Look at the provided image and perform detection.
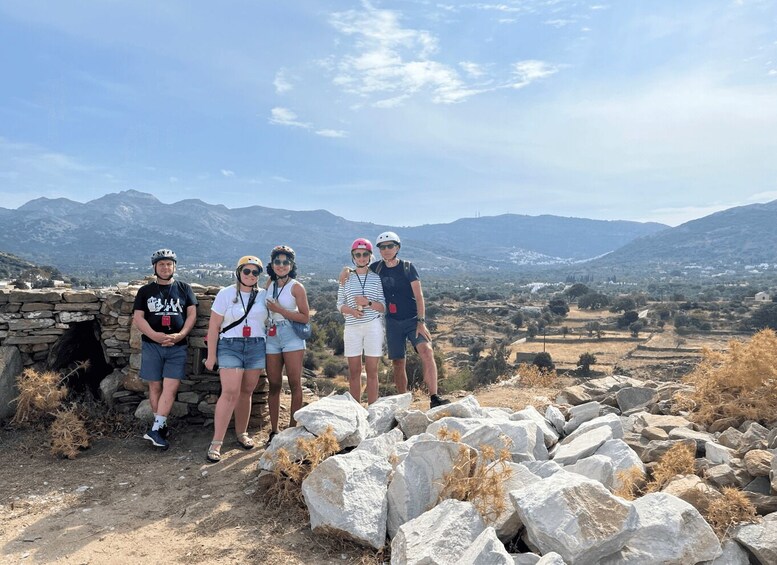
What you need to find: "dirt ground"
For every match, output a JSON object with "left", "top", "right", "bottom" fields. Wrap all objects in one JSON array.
[{"left": 0, "top": 384, "right": 566, "bottom": 565}]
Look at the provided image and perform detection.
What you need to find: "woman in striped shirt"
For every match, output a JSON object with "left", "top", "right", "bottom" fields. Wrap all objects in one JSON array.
[{"left": 337, "top": 238, "right": 386, "bottom": 404}]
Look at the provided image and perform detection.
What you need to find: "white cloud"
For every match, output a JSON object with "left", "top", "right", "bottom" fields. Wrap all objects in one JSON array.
[
  {"left": 747, "top": 191, "right": 777, "bottom": 202},
  {"left": 221, "top": 169, "right": 235, "bottom": 177},
  {"left": 274, "top": 69, "right": 293, "bottom": 93},
  {"left": 268, "top": 107, "right": 311, "bottom": 128},
  {"left": 272, "top": 175, "right": 291, "bottom": 183},
  {"left": 460, "top": 61, "right": 486, "bottom": 78},
  {"left": 511, "top": 60, "right": 559, "bottom": 88},
  {"left": 315, "top": 129, "right": 348, "bottom": 138},
  {"left": 329, "top": 3, "right": 482, "bottom": 105}
]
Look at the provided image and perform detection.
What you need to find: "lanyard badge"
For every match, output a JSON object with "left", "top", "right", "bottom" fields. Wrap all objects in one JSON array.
[
  {"left": 268, "top": 324, "right": 277, "bottom": 337},
  {"left": 243, "top": 325, "right": 252, "bottom": 337},
  {"left": 161, "top": 315, "right": 172, "bottom": 328}
]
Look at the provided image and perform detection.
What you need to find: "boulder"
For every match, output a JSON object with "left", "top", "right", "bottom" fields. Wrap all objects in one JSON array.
[
  {"left": 302, "top": 450, "right": 393, "bottom": 549},
  {"left": 553, "top": 425, "right": 613, "bottom": 466},
  {"left": 453, "top": 527, "right": 512, "bottom": 564},
  {"left": 510, "top": 471, "right": 638, "bottom": 564},
  {"left": 367, "top": 392, "right": 412, "bottom": 435},
  {"left": 294, "top": 392, "right": 371, "bottom": 448},
  {"left": 391, "top": 499, "right": 486, "bottom": 565},
  {"left": 732, "top": 514, "right": 777, "bottom": 564},
  {"left": 600, "top": 492, "right": 721, "bottom": 564}
]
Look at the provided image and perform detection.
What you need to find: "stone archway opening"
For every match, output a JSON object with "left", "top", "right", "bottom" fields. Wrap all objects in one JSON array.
[{"left": 47, "top": 320, "right": 114, "bottom": 398}]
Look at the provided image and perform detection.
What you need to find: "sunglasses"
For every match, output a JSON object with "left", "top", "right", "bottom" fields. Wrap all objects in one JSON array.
[
  {"left": 242, "top": 268, "right": 261, "bottom": 276},
  {"left": 273, "top": 259, "right": 291, "bottom": 266},
  {"left": 352, "top": 251, "right": 370, "bottom": 258},
  {"left": 378, "top": 243, "right": 396, "bottom": 250}
]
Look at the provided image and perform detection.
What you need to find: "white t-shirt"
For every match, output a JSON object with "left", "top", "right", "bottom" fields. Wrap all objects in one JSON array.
[
  {"left": 268, "top": 279, "right": 300, "bottom": 324},
  {"left": 211, "top": 286, "right": 268, "bottom": 339}
]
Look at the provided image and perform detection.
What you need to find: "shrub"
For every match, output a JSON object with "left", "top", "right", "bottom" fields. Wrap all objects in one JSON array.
[
  {"left": 323, "top": 358, "right": 347, "bottom": 378},
  {"left": 645, "top": 442, "right": 696, "bottom": 492},
  {"left": 704, "top": 487, "right": 758, "bottom": 538},
  {"left": 516, "top": 363, "right": 557, "bottom": 388},
  {"left": 577, "top": 352, "right": 596, "bottom": 378},
  {"left": 12, "top": 368, "right": 69, "bottom": 425},
  {"left": 677, "top": 329, "right": 777, "bottom": 425},
  {"left": 50, "top": 407, "right": 90, "bottom": 459},
  {"left": 267, "top": 427, "right": 340, "bottom": 506},
  {"left": 436, "top": 429, "right": 512, "bottom": 525},
  {"left": 471, "top": 343, "right": 509, "bottom": 387},
  {"left": 531, "top": 352, "right": 554, "bottom": 372}
]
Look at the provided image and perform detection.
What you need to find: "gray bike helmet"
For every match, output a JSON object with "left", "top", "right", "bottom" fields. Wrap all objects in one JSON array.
[{"left": 151, "top": 249, "right": 177, "bottom": 265}]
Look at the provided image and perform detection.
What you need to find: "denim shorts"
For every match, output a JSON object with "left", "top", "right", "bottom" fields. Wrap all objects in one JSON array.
[
  {"left": 386, "top": 317, "right": 428, "bottom": 360},
  {"left": 217, "top": 337, "right": 267, "bottom": 370},
  {"left": 140, "top": 341, "right": 187, "bottom": 381},
  {"left": 266, "top": 320, "right": 306, "bottom": 354}
]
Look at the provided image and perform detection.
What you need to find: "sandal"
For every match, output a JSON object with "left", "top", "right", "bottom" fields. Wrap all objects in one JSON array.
[
  {"left": 206, "top": 440, "right": 223, "bottom": 463},
  {"left": 237, "top": 432, "right": 255, "bottom": 450}
]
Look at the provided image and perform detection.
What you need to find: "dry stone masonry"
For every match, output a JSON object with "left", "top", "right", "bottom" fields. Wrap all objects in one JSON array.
[{"left": 0, "top": 286, "right": 265, "bottom": 425}]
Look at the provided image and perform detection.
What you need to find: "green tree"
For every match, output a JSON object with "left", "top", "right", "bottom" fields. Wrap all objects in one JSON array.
[
  {"left": 548, "top": 297, "right": 569, "bottom": 317},
  {"left": 565, "top": 283, "right": 590, "bottom": 298},
  {"left": 532, "top": 351, "right": 554, "bottom": 372},
  {"left": 748, "top": 303, "right": 777, "bottom": 331},
  {"left": 577, "top": 352, "right": 596, "bottom": 378},
  {"left": 578, "top": 292, "right": 610, "bottom": 310}
]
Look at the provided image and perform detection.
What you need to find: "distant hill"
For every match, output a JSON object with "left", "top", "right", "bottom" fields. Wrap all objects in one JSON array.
[
  {"left": 0, "top": 250, "right": 36, "bottom": 280},
  {"left": 589, "top": 200, "right": 777, "bottom": 270},
  {"left": 0, "top": 190, "right": 667, "bottom": 277}
]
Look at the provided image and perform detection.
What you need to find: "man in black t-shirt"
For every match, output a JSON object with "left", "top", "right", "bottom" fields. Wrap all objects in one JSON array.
[
  {"left": 132, "top": 249, "right": 198, "bottom": 450},
  {"left": 371, "top": 232, "right": 450, "bottom": 409}
]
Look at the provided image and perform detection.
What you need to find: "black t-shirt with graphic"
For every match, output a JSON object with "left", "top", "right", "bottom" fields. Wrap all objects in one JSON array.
[
  {"left": 132, "top": 280, "right": 198, "bottom": 346},
  {"left": 369, "top": 260, "right": 419, "bottom": 321}
]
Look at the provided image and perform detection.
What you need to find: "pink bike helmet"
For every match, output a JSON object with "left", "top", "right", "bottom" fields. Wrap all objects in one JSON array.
[{"left": 351, "top": 238, "right": 373, "bottom": 253}]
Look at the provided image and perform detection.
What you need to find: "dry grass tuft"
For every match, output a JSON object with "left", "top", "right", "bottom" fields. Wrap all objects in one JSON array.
[
  {"left": 704, "top": 487, "right": 758, "bottom": 538},
  {"left": 436, "top": 429, "right": 513, "bottom": 524},
  {"left": 11, "top": 368, "right": 69, "bottom": 425},
  {"left": 678, "top": 329, "right": 777, "bottom": 425},
  {"left": 516, "top": 363, "right": 558, "bottom": 388},
  {"left": 49, "top": 407, "right": 90, "bottom": 459},
  {"left": 267, "top": 426, "right": 341, "bottom": 506},
  {"left": 645, "top": 442, "right": 696, "bottom": 493},
  {"left": 613, "top": 466, "right": 647, "bottom": 500}
]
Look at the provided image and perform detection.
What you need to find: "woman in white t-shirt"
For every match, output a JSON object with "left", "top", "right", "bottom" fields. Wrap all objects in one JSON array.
[{"left": 204, "top": 255, "right": 268, "bottom": 462}]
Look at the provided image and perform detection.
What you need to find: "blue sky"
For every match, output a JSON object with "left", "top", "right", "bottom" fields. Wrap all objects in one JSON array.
[{"left": 1, "top": 0, "right": 776, "bottom": 227}]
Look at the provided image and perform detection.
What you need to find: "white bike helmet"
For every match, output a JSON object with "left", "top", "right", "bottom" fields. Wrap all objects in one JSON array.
[
  {"left": 151, "top": 249, "right": 177, "bottom": 265},
  {"left": 376, "top": 231, "right": 400, "bottom": 247}
]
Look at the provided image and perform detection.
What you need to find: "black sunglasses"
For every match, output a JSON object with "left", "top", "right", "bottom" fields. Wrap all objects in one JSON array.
[
  {"left": 273, "top": 259, "right": 291, "bottom": 266},
  {"left": 242, "top": 268, "right": 261, "bottom": 276},
  {"left": 378, "top": 243, "right": 396, "bottom": 250},
  {"left": 352, "top": 251, "right": 370, "bottom": 258}
]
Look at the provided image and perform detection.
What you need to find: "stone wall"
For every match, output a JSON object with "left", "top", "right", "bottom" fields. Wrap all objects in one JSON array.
[{"left": 0, "top": 286, "right": 266, "bottom": 425}]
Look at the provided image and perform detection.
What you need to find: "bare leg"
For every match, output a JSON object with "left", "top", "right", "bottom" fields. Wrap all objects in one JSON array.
[
  {"left": 266, "top": 353, "right": 283, "bottom": 433},
  {"left": 365, "top": 356, "right": 380, "bottom": 404},
  {"left": 347, "top": 356, "right": 363, "bottom": 403},
  {"left": 283, "top": 349, "right": 305, "bottom": 427},
  {"left": 234, "top": 370, "right": 261, "bottom": 435},
  {"left": 156, "top": 377, "right": 180, "bottom": 417},
  {"left": 147, "top": 381, "right": 162, "bottom": 414},
  {"left": 417, "top": 342, "right": 438, "bottom": 396},
  {"left": 212, "top": 368, "right": 243, "bottom": 442},
  {"left": 392, "top": 358, "right": 408, "bottom": 393}
]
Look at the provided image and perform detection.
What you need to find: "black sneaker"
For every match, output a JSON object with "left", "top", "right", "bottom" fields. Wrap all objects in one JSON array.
[
  {"left": 143, "top": 429, "right": 170, "bottom": 450},
  {"left": 430, "top": 394, "right": 450, "bottom": 408},
  {"left": 159, "top": 425, "right": 169, "bottom": 440},
  {"left": 265, "top": 431, "right": 278, "bottom": 448}
]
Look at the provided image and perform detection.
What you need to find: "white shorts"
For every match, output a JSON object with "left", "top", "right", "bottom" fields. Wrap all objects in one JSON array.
[{"left": 344, "top": 317, "right": 385, "bottom": 358}]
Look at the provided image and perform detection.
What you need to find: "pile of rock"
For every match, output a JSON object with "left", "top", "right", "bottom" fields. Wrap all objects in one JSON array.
[{"left": 259, "top": 378, "right": 777, "bottom": 564}]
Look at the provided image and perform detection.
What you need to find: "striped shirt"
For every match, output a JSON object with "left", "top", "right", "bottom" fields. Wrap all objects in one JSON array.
[{"left": 337, "top": 270, "right": 385, "bottom": 326}]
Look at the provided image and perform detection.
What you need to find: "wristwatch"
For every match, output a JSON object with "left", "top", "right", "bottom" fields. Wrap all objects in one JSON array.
[
  {"left": 368, "top": 301, "right": 373, "bottom": 307},
  {"left": 417, "top": 317, "right": 426, "bottom": 323}
]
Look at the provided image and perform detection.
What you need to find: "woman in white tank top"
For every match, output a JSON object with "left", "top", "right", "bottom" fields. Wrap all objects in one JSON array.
[{"left": 264, "top": 245, "right": 310, "bottom": 445}]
